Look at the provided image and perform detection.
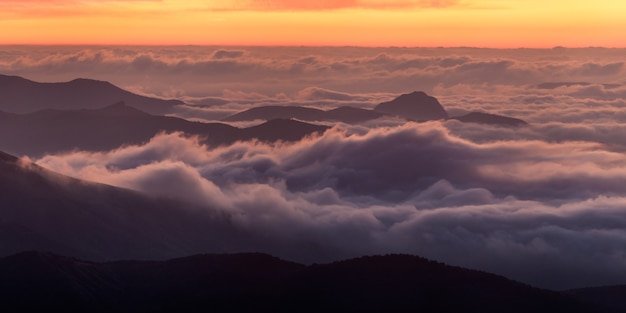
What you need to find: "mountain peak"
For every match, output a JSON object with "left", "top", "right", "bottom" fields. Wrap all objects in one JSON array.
[
  {"left": 374, "top": 91, "right": 449, "bottom": 121},
  {"left": 0, "top": 74, "right": 182, "bottom": 115}
]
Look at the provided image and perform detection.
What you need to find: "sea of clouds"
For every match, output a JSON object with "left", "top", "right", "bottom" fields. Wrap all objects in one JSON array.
[{"left": 3, "top": 46, "right": 626, "bottom": 289}]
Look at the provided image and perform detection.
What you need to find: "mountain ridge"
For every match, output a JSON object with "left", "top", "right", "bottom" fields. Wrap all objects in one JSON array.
[
  {"left": 0, "top": 74, "right": 183, "bottom": 115},
  {"left": 0, "top": 103, "right": 329, "bottom": 157},
  {"left": 0, "top": 250, "right": 605, "bottom": 312},
  {"left": 223, "top": 91, "right": 526, "bottom": 126}
]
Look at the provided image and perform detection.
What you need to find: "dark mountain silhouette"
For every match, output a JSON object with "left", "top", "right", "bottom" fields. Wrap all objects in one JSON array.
[
  {"left": 450, "top": 112, "right": 528, "bottom": 126},
  {"left": 325, "top": 106, "right": 385, "bottom": 123},
  {"left": 0, "top": 74, "right": 182, "bottom": 115},
  {"left": 0, "top": 150, "right": 263, "bottom": 261},
  {"left": 240, "top": 118, "right": 329, "bottom": 142},
  {"left": 223, "top": 105, "right": 326, "bottom": 121},
  {"left": 566, "top": 285, "right": 626, "bottom": 312},
  {"left": 223, "top": 105, "right": 384, "bottom": 124},
  {"left": 225, "top": 92, "right": 452, "bottom": 123},
  {"left": 374, "top": 91, "right": 449, "bottom": 121},
  {"left": 0, "top": 251, "right": 603, "bottom": 313},
  {"left": 0, "top": 103, "right": 328, "bottom": 157}
]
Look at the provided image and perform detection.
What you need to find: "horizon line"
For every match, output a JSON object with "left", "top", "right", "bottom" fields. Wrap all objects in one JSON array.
[{"left": 1, "top": 44, "right": 625, "bottom": 50}]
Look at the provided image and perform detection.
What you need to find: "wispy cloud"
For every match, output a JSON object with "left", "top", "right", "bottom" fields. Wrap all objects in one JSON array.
[{"left": 208, "top": 0, "right": 461, "bottom": 11}]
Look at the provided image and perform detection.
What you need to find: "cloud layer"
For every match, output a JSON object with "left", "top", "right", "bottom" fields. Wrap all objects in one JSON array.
[
  {"left": 4, "top": 46, "right": 626, "bottom": 289},
  {"left": 36, "top": 122, "right": 626, "bottom": 290},
  {"left": 2, "top": 47, "right": 624, "bottom": 117},
  {"left": 209, "top": 0, "right": 461, "bottom": 11}
]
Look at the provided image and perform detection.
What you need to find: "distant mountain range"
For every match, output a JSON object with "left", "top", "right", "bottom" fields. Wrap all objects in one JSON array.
[
  {"left": 0, "top": 102, "right": 328, "bottom": 157},
  {"left": 0, "top": 251, "right": 616, "bottom": 312},
  {"left": 0, "top": 74, "right": 182, "bottom": 115},
  {"left": 0, "top": 74, "right": 527, "bottom": 134},
  {"left": 223, "top": 90, "right": 527, "bottom": 126},
  {"left": 223, "top": 105, "right": 384, "bottom": 124}
]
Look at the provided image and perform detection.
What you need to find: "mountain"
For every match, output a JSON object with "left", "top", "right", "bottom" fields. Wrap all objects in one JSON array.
[
  {"left": 374, "top": 91, "right": 449, "bottom": 121},
  {"left": 0, "top": 150, "right": 257, "bottom": 261},
  {"left": 0, "top": 252, "right": 602, "bottom": 312},
  {"left": 224, "top": 92, "right": 531, "bottom": 126},
  {"left": 449, "top": 112, "right": 528, "bottom": 126},
  {"left": 223, "top": 105, "right": 385, "bottom": 124},
  {"left": 223, "top": 106, "right": 327, "bottom": 122},
  {"left": 0, "top": 103, "right": 329, "bottom": 157},
  {"left": 239, "top": 118, "right": 329, "bottom": 142},
  {"left": 566, "top": 285, "right": 626, "bottom": 312},
  {"left": 0, "top": 150, "right": 347, "bottom": 263},
  {"left": 325, "top": 106, "right": 385, "bottom": 123},
  {"left": 0, "top": 74, "right": 183, "bottom": 115}
]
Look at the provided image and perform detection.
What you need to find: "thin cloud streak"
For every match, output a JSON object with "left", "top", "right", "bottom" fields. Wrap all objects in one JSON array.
[{"left": 208, "top": 0, "right": 461, "bottom": 11}]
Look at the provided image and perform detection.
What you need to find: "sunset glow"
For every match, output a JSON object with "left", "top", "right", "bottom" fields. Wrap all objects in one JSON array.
[{"left": 0, "top": 0, "right": 624, "bottom": 47}]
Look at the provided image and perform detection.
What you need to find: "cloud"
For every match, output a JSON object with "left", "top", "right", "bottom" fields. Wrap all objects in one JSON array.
[
  {"left": 212, "top": 50, "right": 245, "bottom": 59},
  {"left": 296, "top": 87, "right": 362, "bottom": 101},
  {"left": 209, "top": 0, "right": 460, "bottom": 11},
  {"left": 3, "top": 47, "right": 625, "bottom": 103},
  {"left": 35, "top": 121, "right": 626, "bottom": 289},
  {"left": 6, "top": 46, "right": 626, "bottom": 289}
]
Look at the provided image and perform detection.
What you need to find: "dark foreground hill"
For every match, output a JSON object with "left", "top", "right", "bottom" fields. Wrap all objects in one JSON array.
[
  {"left": 0, "top": 103, "right": 328, "bottom": 157},
  {"left": 0, "top": 74, "right": 182, "bottom": 115},
  {"left": 565, "top": 285, "right": 626, "bottom": 312},
  {"left": 0, "top": 251, "right": 604, "bottom": 313}
]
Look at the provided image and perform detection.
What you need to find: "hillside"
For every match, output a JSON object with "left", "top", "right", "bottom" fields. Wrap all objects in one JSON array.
[
  {"left": 0, "top": 252, "right": 601, "bottom": 313},
  {"left": 0, "top": 74, "right": 182, "bottom": 115},
  {"left": 0, "top": 103, "right": 328, "bottom": 157}
]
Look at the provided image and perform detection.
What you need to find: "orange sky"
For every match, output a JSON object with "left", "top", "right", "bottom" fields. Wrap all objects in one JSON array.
[{"left": 0, "top": 0, "right": 624, "bottom": 47}]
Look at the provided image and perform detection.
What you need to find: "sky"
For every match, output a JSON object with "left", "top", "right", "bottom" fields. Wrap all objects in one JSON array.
[{"left": 0, "top": 0, "right": 625, "bottom": 47}]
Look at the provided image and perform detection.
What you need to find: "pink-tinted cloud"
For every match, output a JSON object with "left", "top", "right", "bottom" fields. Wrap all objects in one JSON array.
[
  {"left": 33, "top": 123, "right": 626, "bottom": 289},
  {"left": 211, "top": 0, "right": 460, "bottom": 11}
]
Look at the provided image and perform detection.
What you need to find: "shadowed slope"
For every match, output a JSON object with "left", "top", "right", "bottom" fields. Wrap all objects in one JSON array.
[
  {"left": 0, "top": 103, "right": 329, "bottom": 157},
  {"left": 0, "top": 151, "right": 250, "bottom": 260},
  {"left": 0, "top": 74, "right": 182, "bottom": 115},
  {"left": 0, "top": 252, "right": 601, "bottom": 313}
]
